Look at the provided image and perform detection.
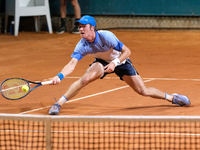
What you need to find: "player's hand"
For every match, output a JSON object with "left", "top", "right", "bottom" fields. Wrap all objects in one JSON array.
[
  {"left": 104, "top": 62, "right": 115, "bottom": 73},
  {"left": 52, "top": 76, "right": 61, "bottom": 85}
]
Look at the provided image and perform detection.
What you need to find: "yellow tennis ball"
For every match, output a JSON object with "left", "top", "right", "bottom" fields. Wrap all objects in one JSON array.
[{"left": 22, "top": 85, "right": 29, "bottom": 92}]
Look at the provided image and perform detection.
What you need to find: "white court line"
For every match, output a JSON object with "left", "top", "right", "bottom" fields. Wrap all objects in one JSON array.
[
  {"left": 143, "top": 77, "right": 200, "bottom": 81},
  {"left": 66, "top": 76, "right": 200, "bottom": 81},
  {"left": 19, "top": 78, "right": 154, "bottom": 114}
]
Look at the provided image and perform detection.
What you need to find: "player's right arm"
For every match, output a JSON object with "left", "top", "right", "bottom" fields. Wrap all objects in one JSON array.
[
  {"left": 52, "top": 58, "right": 78, "bottom": 85},
  {"left": 52, "top": 39, "right": 85, "bottom": 85}
]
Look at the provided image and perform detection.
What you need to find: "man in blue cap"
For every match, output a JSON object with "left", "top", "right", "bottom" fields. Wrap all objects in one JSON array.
[{"left": 49, "top": 15, "right": 191, "bottom": 115}]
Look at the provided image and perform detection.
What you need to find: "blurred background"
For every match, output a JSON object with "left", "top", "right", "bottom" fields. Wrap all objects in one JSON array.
[{"left": 0, "top": 0, "right": 200, "bottom": 34}]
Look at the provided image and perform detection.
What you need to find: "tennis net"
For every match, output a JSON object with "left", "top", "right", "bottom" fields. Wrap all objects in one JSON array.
[{"left": 0, "top": 114, "right": 200, "bottom": 150}]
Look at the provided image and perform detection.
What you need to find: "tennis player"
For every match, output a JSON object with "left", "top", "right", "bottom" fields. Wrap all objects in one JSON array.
[{"left": 49, "top": 15, "right": 191, "bottom": 115}]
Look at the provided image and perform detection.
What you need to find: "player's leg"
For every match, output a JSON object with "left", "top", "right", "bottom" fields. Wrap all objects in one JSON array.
[
  {"left": 62, "top": 62, "right": 104, "bottom": 100},
  {"left": 122, "top": 74, "right": 191, "bottom": 106},
  {"left": 56, "top": 0, "right": 67, "bottom": 34},
  {"left": 122, "top": 74, "right": 170, "bottom": 100},
  {"left": 49, "top": 62, "right": 104, "bottom": 115},
  {"left": 115, "top": 59, "right": 190, "bottom": 106}
]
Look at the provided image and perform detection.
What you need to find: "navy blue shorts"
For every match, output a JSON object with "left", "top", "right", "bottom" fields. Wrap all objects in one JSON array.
[{"left": 92, "top": 58, "right": 139, "bottom": 80}]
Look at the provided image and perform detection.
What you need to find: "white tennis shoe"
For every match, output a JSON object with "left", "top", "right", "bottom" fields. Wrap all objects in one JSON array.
[
  {"left": 172, "top": 94, "right": 191, "bottom": 106},
  {"left": 49, "top": 103, "right": 61, "bottom": 115}
]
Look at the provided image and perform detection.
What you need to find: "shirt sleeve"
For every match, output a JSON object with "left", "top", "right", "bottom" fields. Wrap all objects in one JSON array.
[
  {"left": 70, "top": 39, "right": 87, "bottom": 61},
  {"left": 114, "top": 41, "right": 124, "bottom": 51},
  {"left": 71, "top": 51, "right": 83, "bottom": 61}
]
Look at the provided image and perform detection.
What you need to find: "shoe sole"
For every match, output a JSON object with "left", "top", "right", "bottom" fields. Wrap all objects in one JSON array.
[
  {"left": 49, "top": 112, "right": 59, "bottom": 115},
  {"left": 49, "top": 111, "right": 59, "bottom": 115},
  {"left": 49, "top": 108, "right": 59, "bottom": 115},
  {"left": 56, "top": 31, "right": 66, "bottom": 34},
  {"left": 72, "top": 32, "right": 80, "bottom": 34}
]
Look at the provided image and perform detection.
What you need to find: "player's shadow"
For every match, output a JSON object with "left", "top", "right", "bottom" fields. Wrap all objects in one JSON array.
[{"left": 122, "top": 104, "right": 179, "bottom": 110}]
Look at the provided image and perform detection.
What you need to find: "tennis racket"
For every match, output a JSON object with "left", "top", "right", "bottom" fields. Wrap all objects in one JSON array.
[{"left": 0, "top": 77, "right": 53, "bottom": 100}]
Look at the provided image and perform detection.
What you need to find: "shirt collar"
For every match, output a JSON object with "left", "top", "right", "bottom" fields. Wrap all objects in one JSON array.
[{"left": 93, "top": 31, "right": 98, "bottom": 43}]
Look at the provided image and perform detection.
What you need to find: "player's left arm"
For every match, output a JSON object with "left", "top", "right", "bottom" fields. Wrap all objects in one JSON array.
[{"left": 104, "top": 45, "right": 131, "bottom": 73}]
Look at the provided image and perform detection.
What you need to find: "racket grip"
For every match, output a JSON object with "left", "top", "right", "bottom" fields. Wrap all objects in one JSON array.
[{"left": 41, "top": 80, "right": 53, "bottom": 85}]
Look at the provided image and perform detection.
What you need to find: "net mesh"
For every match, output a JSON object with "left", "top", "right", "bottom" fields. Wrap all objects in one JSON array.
[
  {"left": 0, "top": 119, "right": 46, "bottom": 150},
  {"left": 0, "top": 114, "right": 200, "bottom": 150}
]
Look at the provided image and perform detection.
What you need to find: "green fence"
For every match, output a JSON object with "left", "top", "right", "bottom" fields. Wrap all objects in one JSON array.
[
  {"left": 49, "top": 0, "right": 200, "bottom": 16},
  {"left": 1, "top": 0, "right": 200, "bottom": 16}
]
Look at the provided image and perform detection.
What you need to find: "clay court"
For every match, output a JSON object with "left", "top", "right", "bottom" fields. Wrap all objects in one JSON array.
[{"left": 0, "top": 29, "right": 200, "bottom": 116}]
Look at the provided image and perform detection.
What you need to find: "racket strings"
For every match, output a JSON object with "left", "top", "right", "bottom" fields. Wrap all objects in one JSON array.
[{"left": 1, "top": 78, "right": 29, "bottom": 100}]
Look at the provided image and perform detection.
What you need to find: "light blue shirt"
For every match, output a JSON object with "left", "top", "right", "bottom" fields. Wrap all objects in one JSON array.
[{"left": 71, "top": 30, "right": 124, "bottom": 63}]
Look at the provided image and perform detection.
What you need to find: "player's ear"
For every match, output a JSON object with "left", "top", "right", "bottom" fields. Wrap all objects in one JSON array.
[{"left": 90, "top": 24, "right": 95, "bottom": 31}]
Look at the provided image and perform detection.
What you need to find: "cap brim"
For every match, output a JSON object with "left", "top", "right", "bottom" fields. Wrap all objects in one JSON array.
[{"left": 74, "top": 20, "right": 88, "bottom": 26}]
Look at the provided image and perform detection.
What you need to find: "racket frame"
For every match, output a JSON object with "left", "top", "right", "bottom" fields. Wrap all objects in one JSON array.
[{"left": 0, "top": 77, "right": 52, "bottom": 100}]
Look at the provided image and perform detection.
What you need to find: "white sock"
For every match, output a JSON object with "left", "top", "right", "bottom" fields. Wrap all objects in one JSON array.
[
  {"left": 165, "top": 93, "right": 173, "bottom": 101},
  {"left": 57, "top": 95, "right": 68, "bottom": 106}
]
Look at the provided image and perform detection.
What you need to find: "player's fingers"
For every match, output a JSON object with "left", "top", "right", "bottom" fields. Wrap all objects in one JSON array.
[
  {"left": 55, "top": 79, "right": 61, "bottom": 85},
  {"left": 103, "top": 66, "right": 109, "bottom": 73},
  {"left": 52, "top": 76, "right": 61, "bottom": 85},
  {"left": 52, "top": 80, "right": 60, "bottom": 85},
  {"left": 104, "top": 67, "right": 112, "bottom": 73},
  {"left": 103, "top": 65, "right": 108, "bottom": 70}
]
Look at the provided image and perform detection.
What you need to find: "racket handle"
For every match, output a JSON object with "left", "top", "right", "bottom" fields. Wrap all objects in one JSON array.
[{"left": 41, "top": 80, "right": 53, "bottom": 85}]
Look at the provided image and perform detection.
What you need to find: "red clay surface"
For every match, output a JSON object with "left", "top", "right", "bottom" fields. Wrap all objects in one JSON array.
[{"left": 0, "top": 30, "right": 200, "bottom": 116}]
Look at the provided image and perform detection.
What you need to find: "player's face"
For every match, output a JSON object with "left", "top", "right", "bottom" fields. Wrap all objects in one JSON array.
[{"left": 79, "top": 24, "right": 94, "bottom": 39}]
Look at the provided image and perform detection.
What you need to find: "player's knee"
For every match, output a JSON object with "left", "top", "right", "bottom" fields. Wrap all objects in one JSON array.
[
  {"left": 80, "top": 75, "right": 95, "bottom": 87},
  {"left": 80, "top": 77, "right": 89, "bottom": 87},
  {"left": 137, "top": 89, "right": 149, "bottom": 97}
]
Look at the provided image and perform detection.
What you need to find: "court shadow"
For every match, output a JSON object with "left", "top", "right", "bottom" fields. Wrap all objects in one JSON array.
[{"left": 122, "top": 105, "right": 178, "bottom": 110}]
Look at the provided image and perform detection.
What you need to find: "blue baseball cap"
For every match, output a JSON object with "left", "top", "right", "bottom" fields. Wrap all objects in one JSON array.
[{"left": 74, "top": 15, "right": 96, "bottom": 27}]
